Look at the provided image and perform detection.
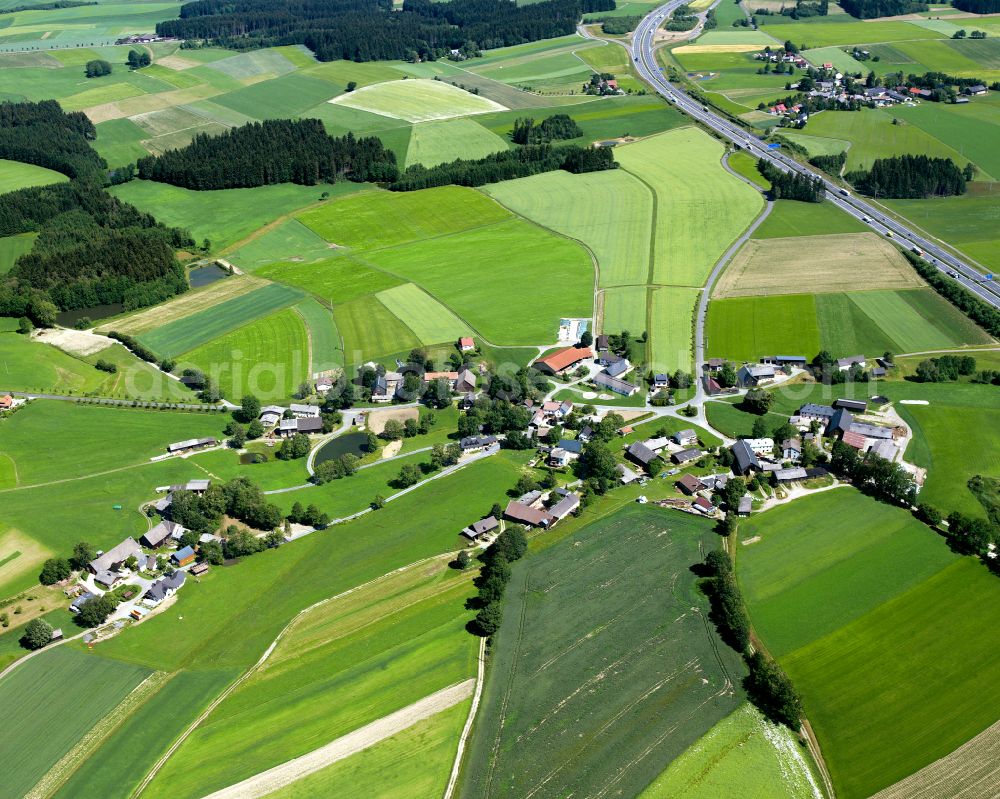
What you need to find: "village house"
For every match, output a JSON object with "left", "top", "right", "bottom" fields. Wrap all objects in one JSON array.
[
  {"left": 828, "top": 409, "right": 853, "bottom": 437},
  {"left": 798, "top": 403, "right": 836, "bottom": 423},
  {"left": 593, "top": 371, "right": 640, "bottom": 396},
  {"left": 578, "top": 425, "right": 594, "bottom": 443},
  {"left": 549, "top": 492, "right": 580, "bottom": 521},
  {"left": 296, "top": 417, "right": 324, "bottom": 434},
  {"left": 463, "top": 515, "right": 499, "bottom": 541},
  {"left": 70, "top": 592, "right": 96, "bottom": 613},
  {"left": 144, "top": 571, "right": 186, "bottom": 606},
  {"left": 455, "top": 369, "right": 477, "bottom": 394},
  {"left": 460, "top": 435, "right": 498, "bottom": 453},
  {"left": 738, "top": 495, "right": 753, "bottom": 517},
  {"left": 673, "top": 429, "right": 698, "bottom": 447},
  {"left": 167, "top": 437, "right": 217, "bottom": 454},
  {"left": 672, "top": 448, "right": 702, "bottom": 465},
  {"left": 744, "top": 438, "right": 775, "bottom": 458},
  {"left": 534, "top": 346, "right": 593, "bottom": 376},
  {"left": 596, "top": 334, "right": 610, "bottom": 351},
  {"left": 781, "top": 437, "right": 802, "bottom": 461},
  {"left": 315, "top": 376, "right": 334, "bottom": 393},
  {"left": 644, "top": 437, "right": 671, "bottom": 454},
  {"left": 171, "top": 546, "right": 196, "bottom": 567},
  {"left": 775, "top": 467, "right": 808, "bottom": 484},
  {"left": 424, "top": 371, "right": 459, "bottom": 388},
  {"left": 89, "top": 538, "right": 142, "bottom": 575},
  {"left": 617, "top": 463, "right": 641, "bottom": 485},
  {"left": 504, "top": 500, "right": 556, "bottom": 528},
  {"left": 604, "top": 359, "right": 631, "bottom": 378},
  {"left": 290, "top": 403, "right": 320, "bottom": 418},
  {"left": 141, "top": 520, "right": 185, "bottom": 549},
  {"left": 731, "top": 440, "right": 761, "bottom": 476},
  {"left": 459, "top": 336, "right": 475, "bottom": 352},
  {"left": 278, "top": 419, "right": 298, "bottom": 437},
  {"left": 259, "top": 405, "right": 285, "bottom": 426},
  {"left": 676, "top": 473, "right": 705, "bottom": 495},
  {"left": 626, "top": 441, "right": 659, "bottom": 471},
  {"left": 653, "top": 373, "right": 669, "bottom": 389},
  {"left": 94, "top": 570, "right": 121, "bottom": 589},
  {"left": 692, "top": 496, "right": 716, "bottom": 515},
  {"left": 548, "top": 439, "right": 582, "bottom": 467},
  {"left": 737, "top": 364, "right": 776, "bottom": 387},
  {"left": 837, "top": 355, "right": 866, "bottom": 371}
]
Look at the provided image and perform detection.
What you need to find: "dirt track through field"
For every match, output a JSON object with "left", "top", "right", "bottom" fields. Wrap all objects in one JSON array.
[{"left": 201, "top": 679, "right": 475, "bottom": 799}]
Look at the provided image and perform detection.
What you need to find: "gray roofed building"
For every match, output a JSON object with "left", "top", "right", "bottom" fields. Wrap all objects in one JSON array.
[
  {"left": 731, "top": 440, "right": 760, "bottom": 475},
  {"left": 627, "top": 441, "right": 658, "bottom": 469},
  {"left": 549, "top": 493, "right": 580, "bottom": 520},
  {"left": 849, "top": 422, "right": 893, "bottom": 440},
  {"left": 738, "top": 495, "right": 752, "bottom": 516},
  {"left": 828, "top": 408, "right": 853, "bottom": 435},
  {"left": 464, "top": 516, "right": 499, "bottom": 540},
  {"left": 167, "top": 437, "right": 216, "bottom": 454},
  {"left": 144, "top": 571, "right": 186, "bottom": 605},
  {"left": 94, "top": 570, "right": 121, "bottom": 589},
  {"left": 70, "top": 592, "right": 96, "bottom": 613},
  {"left": 672, "top": 448, "right": 702, "bottom": 465},
  {"left": 799, "top": 403, "right": 836, "bottom": 420},
  {"left": 297, "top": 417, "right": 324, "bottom": 433},
  {"left": 89, "top": 537, "right": 142, "bottom": 574},
  {"left": 278, "top": 418, "right": 298, "bottom": 435},
  {"left": 837, "top": 355, "right": 866, "bottom": 370},
  {"left": 605, "top": 359, "right": 630, "bottom": 378},
  {"left": 460, "top": 435, "right": 498, "bottom": 452},
  {"left": 142, "top": 520, "right": 185, "bottom": 549},
  {"left": 558, "top": 439, "right": 583, "bottom": 455},
  {"left": 781, "top": 437, "right": 802, "bottom": 460},
  {"left": 737, "top": 364, "right": 775, "bottom": 387},
  {"left": 168, "top": 479, "right": 210, "bottom": 493},
  {"left": 289, "top": 403, "right": 320, "bottom": 417},
  {"left": 673, "top": 429, "right": 698, "bottom": 446},
  {"left": 518, "top": 490, "right": 544, "bottom": 507},
  {"left": 763, "top": 355, "right": 807, "bottom": 366},
  {"left": 455, "top": 369, "right": 477, "bottom": 393},
  {"left": 775, "top": 467, "right": 808, "bottom": 483},
  {"left": 617, "top": 463, "right": 640, "bottom": 484},
  {"left": 504, "top": 501, "right": 556, "bottom": 528},
  {"left": 593, "top": 371, "right": 640, "bottom": 396},
  {"left": 834, "top": 398, "right": 867, "bottom": 412}
]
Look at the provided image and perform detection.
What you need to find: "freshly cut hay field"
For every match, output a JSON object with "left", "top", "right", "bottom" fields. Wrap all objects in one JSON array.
[
  {"left": 0, "top": 529, "right": 50, "bottom": 594},
  {"left": 212, "top": 72, "right": 342, "bottom": 119},
  {"left": 101, "top": 275, "right": 270, "bottom": 335},
  {"left": 485, "top": 169, "right": 653, "bottom": 287},
  {"left": 460, "top": 505, "right": 743, "bottom": 799},
  {"left": 203, "top": 49, "right": 297, "bottom": 80},
  {"left": 138, "top": 283, "right": 302, "bottom": 359},
  {"left": 297, "top": 186, "right": 511, "bottom": 250},
  {"left": 226, "top": 219, "right": 334, "bottom": 272},
  {"left": 738, "top": 490, "right": 955, "bottom": 658},
  {"left": 0, "top": 647, "right": 151, "bottom": 799},
  {"left": 333, "top": 294, "right": 421, "bottom": 362},
  {"left": 639, "top": 703, "right": 822, "bottom": 799},
  {"left": 616, "top": 127, "right": 764, "bottom": 287},
  {"left": 140, "top": 560, "right": 478, "bottom": 799},
  {"left": 0, "top": 158, "right": 67, "bottom": 192},
  {"left": 295, "top": 296, "right": 343, "bottom": 372},
  {"left": 713, "top": 233, "right": 923, "bottom": 298},
  {"left": 328, "top": 78, "right": 505, "bottom": 122},
  {"left": 259, "top": 255, "right": 404, "bottom": 304},
  {"left": 0, "top": 232, "right": 36, "bottom": 274},
  {"left": 179, "top": 307, "right": 310, "bottom": 401},
  {"left": 404, "top": 117, "right": 509, "bottom": 168},
  {"left": 707, "top": 294, "right": 820, "bottom": 362},
  {"left": 364, "top": 218, "right": 593, "bottom": 345},
  {"left": 650, "top": 286, "right": 699, "bottom": 372},
  {"left": 600, "top": 285, "right": 648, "bottom": 336},
  {"left": 376, "top": 283, "right": 473, "bottom": 345},
  {"left": 781, "top": 558, "right": 1000, "bottom": 799},
  {"left": 264, "top": 700, "right": 470, "bottom": 799},
  {"left": 753, "top": 200, "right": 867, "bottom": 239}
]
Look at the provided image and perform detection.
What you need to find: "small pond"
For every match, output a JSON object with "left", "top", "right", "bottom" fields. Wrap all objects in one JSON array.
[
  {"left": 55, "top": 303, "right": 124, "bottom": 328},
  {"left": 189, "top": 264, "right": 229, "bottom": 288},
  {"left": 313, "top": 432, "right": 369, "bottom": 465}
]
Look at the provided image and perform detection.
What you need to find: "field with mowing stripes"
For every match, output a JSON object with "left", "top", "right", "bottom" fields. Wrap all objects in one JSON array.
[
  {"left": 460, "top": 505, "right": 743, "bottom": 799},
  {"left": 295, "top": 297, "right": 343, "bottom": 371},
  {"left": 329, "top": 79, "right": 505, "bottom": 122},
  {"left": 707, "top": 294, "right": 820, "bottom": 362},
  {"left": 0, "top": 158, "right": 67, "bottom": 193},
  {"left": 405, "top": 118, "right": 509, "bottom": 168},
  {"left": 260, "top": 256, "right": 404, "bottom": 304},
  {"left": 649, "top": 286, "right": 699, "bottom": 372},
  {"left": 226, "top": 219, "right": 334, "bottom": 272},
  {"left": 334, "top": 294, "right": 421, "bottom": 362},
  {"left": 376, "top": 283, "right": 473, "bottom": 345}
]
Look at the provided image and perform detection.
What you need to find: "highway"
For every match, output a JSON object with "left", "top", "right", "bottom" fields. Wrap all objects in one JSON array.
[{"left": 628, "top": 1, "right": 1000, "bottom": 309}]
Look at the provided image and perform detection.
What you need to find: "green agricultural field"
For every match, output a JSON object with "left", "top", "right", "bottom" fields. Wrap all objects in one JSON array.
[
  {"left": 142, "top": 561, "right": 478, "bottom": 799},
  {"left": 329, "top": 78, "right": 505, "bottom": 122},
  {"left": 212, "top": 72, "right": 342, "bottom": 119},
  {"left": 466, "top": 35, "right": 602, "bottom": 93},
  {"left": 404, "top": 117, "right": 509, "bottom": 168},
  {"left": 376, "top": 283, "right": 473, "bottom": 345},
  {"left": 728, "top": 150, "right": 770, "bottom": 189},
  {"left": 616, "top": 127, "right": 764, "bottom": 287},
  {"left": 179, "top": 307, "right": 310, "bottom": 401},
  {"left": 460, "top": 505, "right": 744, "bottom": 799},
  {"left": 138, "top": 283, "right": 303, "bottom": 359},
  {"left": 707, "top": 295, "right": 820, "bottom": 362},
  {"left": 738, "top": 490, "right": 956, "bottom": 658},
  {"left": 485, "top": 168, "right": 653, "bottom": 287},
  {"left": 0, "top": 0, "right": 183, "bottom": 50},
  {"left": 364, "top": 218, "right": 593, "bottom": 345},
  {"left": 297, "top": 186, "right": 511, "bottom": 250},
  {"left": 226, "top": 219, "right": 334, "bottom": 272},
  {"left": 0, "top": 401, "right": 227, "bottom": 486},
  {"left": 893, "top": 100, "right": 1000, "bottom": 182},
  {"left": 189, "top": 445, "right": 309, "bottom": 493},
  {"left": 295, "top": 296, "right": 343, "bottom": 372},
  {"left": 0, "top": 647, "right": 151, "bottom": 799},
  {"left": 756, "top": 19, "right": 944, "bottom": 47},
  {"left": 259, "top": 255, "right": 404, "bottom": 304},
  {"left": 109, "top": 180, "right": 341, "bottom": 250},
  {"left": 753, "top": 200, "right": 867, "bottom": 239},
  {"left": 640, "top": 704, "right": 822, "bottom": 799},
  {"left": 650, "top": 286, "right": 699, "bottom": 372},
  {"left": 0, "top": 232, "right": 36, "bottom": 274},
  {"left": 334, "top": 294, "right": 421, "bottom": 362},
  {"left": 782, "top": 558, "right": 1000, "bottom": 799},
  {"left": 600, "top": 285, "right": 648, "bottom": 337},
  {"left": 0, "top": 158, "right": 67, "bottom": 193},
  {"left": 266, "top": 701, "right": 469, "bottom": 799}
]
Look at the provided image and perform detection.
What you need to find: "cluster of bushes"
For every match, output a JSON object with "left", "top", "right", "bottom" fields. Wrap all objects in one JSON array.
[
  {"left": 169, "top": 477, "right": 284, "bottom": 535},
  {"left": 94, "top": 358, "right": 118, "bottom": 374},
  {"left": 470, "top": 525, "right": 528, "bottom": 636},
  {"left": 847, "top": 154, "right": 968, "bottom": 199},
  {"left": 510, "top": 114, "right": 582, "bottom": 145},
  {"left": 758, "top": 159, "right": 824, "bottom": 202},
  {"left": 808, "top": 151, "right": 847, "bottom": 175},
  {"left": 311, "top": 453, "right": 360, "bottom": 484},
  {"left": 126, "top": 49, "right": 151, "bottom": 69},
  {"left": 915, "top": 355, "right": 977, "bottom": 382},
  {"left": 902, "top": 251, "right": 1000, "bottom": 338},
  {"left": 106, "top": 331, "right": 158, "bottom": 364},
  {"left": 829, "top": 441, "right": 916, "bottom": 506},
  {"left": 137, "top": 120, "right": 398, "bottom": 189},
  {"left": 807, "top": 350, "right": 871, "bottom": 385},
  {"left": 220, "top": 524, "right": 283, "bottom": 559},
  {"left": 702, "top": 550, "right": 803, "bottom": 728},
  {"left": 85, "top": 59, "right": 112, "bottom": 78},
  {"left": 388, "top": 143, "right": 616, "bottom": 191},
  {"left": 601, "top": 15, "right": 640, "bottom": 33},
  {"left": 287, "top": 501, "right": 331, "bottom": 528},
  {"left": 665, "top": 3, "right": 697, "bottom": 30},
  {"left": 39, "top": 541, "right": 96, "bottom": 585}
]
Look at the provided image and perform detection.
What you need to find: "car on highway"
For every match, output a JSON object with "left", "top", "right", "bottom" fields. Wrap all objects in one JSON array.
[{"left": 862, "top": 216, "right": 871, "bottom": 223}]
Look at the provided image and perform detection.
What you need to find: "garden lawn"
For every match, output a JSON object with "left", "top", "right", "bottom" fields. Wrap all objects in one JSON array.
[
  {"left": 0, "top": 647, "right": 151, "bottom": 799},
  {"left": 328, "top": 79, "right": 505, "bottom": 122},
  {"left": 650, "top": 286, "right": 698, "bottom": 372},
  {"left": 485, "top": 168, "right": 653, "bottom": 287},
  {"left": 333, "top": 294, "right": 420, "bottom": 362},
  {"left": 259, "top": 255, "right": 404, "bottom": 305},
  {"left": 752, "top": 200, "right": 867, "bottom": 239},
  {"left": 404, "top": 117, "right": 509, "bottom": 168},
  {"left": 137, "top": 283, "right": 302, "bottom": 359},
  {"left": 295, "top": 296, "right": 343, "bottom": 372},
  {"left": 297, "top": 186, "right": 511, "bottom": 250},
  {"left": 706, "top": 295, "right": 820, "bottom": 362},
  {"left": 179, "top": 307, "right": 310, "bottom": 401},
  {"left": 0, "top": 158, "right": 67, "bottom": 192},
  {"left": 376, "top": 283, "right": 473, "bottom": 345},
  {"left": 616, "top": 127, "right": 764, "bottom": 287},
  {"left": 460, "top": 505, "right": 743, "bottom": 799}
]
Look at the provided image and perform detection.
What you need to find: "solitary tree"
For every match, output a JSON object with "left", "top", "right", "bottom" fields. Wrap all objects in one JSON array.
[
  {"left": 21, "top": 618, "right": 53, "bottom": 650},
  {"left": 39, "top": 557, "right": 71, "bottom": 585}
]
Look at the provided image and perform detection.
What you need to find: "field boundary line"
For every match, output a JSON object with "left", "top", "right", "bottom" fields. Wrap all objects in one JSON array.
[
  {"left": 202, "top": 679, "right": 476, "bottom": 799},
  {"left": 292, "top": 303, "right": 314, "bottom": 377},
  {"left": 131, "top": 552, "right": 456, "bottom": 797},
  {"left": 443, "top": 635, "right": 486, "bottom": 799}
]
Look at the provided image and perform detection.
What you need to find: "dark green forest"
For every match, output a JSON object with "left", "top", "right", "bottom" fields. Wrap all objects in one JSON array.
[
  {"left": 839, "top": 0, "right": 927, "bottom": 17},
  {"left": 0, "top": 100, "right": 104, "bottom": 181},
  {"left": 951, "top": 0, "right": 1000, "bottom": 12},
  {"left": 847, "top": 154, "right": 967, "bottom": 198}
]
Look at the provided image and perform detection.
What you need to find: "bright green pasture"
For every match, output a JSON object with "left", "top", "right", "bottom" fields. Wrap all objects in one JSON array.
[
  {"left": 694, "top": 29, "right": 781, "bottom": 46},
  {"left": 259, "top": 255, "right": 404, "bottom": 304},
  {"left": 295, "top": 296, "right": 343, "bottom": 371},
  {"left": 673, "top": 49, "right": 793, "bottom": 93},
  {"left": 179, "top": 307, "right": 310, "bottom": 401},
  {"left": 794, "top": 108, "right": 969, "bottom": 172},
  {"left": 110, "top": 180, "right": 339, "bottom": 250},
  {"left": 189, "top": 445, "right": 309, "bottom": 493},
  {"left": 485, "top": 168, "right": 653, "bottom": 287},
  {"left": 227, "top": 219, "right": 334, "bottom": 272},
  {"left": 0, "top": 232, "right": 36, "bottom": 274},
  {"left": 616, "top": 127, "right": 764, "bottom": 287},
  {"left": 303, "top": 58, "right": 407, "bottom": 88},
  {"left": 738, "top": 490, "right": 955, "bottom": 658},
  {"left": 0, "top": 158, "right": 67, "bottom": 193},
  {"left": 782, "top": 558, "right": 1000, "bottom": 799},
  {"left": 640, "top": 703, "right": 821, "bottom": 799},
  {"left": 0, "top": 647, "right": 151, "bottom": 799},
  {"left": 404, "top": 117, "right": 508, "bottom": 168},
  {"left": 757, "top": 20, "right": 944, "bottom": 47},
  {"left": 203, "top": 49, "right": 297, "bottom": 80},
  {"left": 138, "top": 283, "right": 303, "bottom": 359},
  {"left": 773, "top": 130, "right": 850, "bottom": 159},
  {"left": 753, "top": 200, "right": 867, "bottom": 239},
  {"left": 52, "top": 669, "right": 235, "bottom": 799},
  {"left": 329, "top": 78, "right": 505, "bottom": 122},
  {"left": 376, "top": 283, "right": 473, "bottom": 345},
  {"left": 212, "top": 72, "right": 341, "bottom": 118},
  {"left": 650, "top": 286, "right": 698, "bottom": 372},
  {"left": 460, "top": 505, "right": 743, "bottom": 799},
  {"left": 0, "top": 401, "right": 227, "bottom": 485},
  {"left": 363, "top": 218, "right": 593, "bottom": 345},
  {"left": 893, "top": 98, "right": 1000, "bottom": 181},
  {"left": 803, "top": 45, "right": 869, "bottom": 75},
  {"left": 728, "top": 150, "right": 770, "bottom": 189},
  {"left": 143, "top": 565, "right": 478, "bottom": 798},
  {"left": 266, "top": 700, "right": 469, "bottom": 799},
  {"left": 601, "top": 285, "right": 648, "bottom": 336},
  {"left": 707, "top": 294, "right": 820, "bottom": 362},
  {"left": 93, "top": 117, "right": 150, "bottom": 169},
  {"left": 297, "top": 186, "right": 511, "bottom": 250},
  {"left": 334, "top": 294, "right": 421, "bottom": 362},
  {"left": 472, "top": 51, "right": 594, "bottom": 93}
]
